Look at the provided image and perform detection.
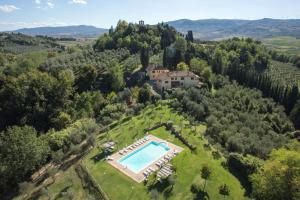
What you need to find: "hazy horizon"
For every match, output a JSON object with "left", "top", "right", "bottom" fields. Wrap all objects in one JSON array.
[{"left": 0, "top": 0, "right": 299, "bottom": 31}]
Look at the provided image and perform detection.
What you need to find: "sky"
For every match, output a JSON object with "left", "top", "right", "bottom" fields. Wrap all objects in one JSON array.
[{"left": 0, "top": 0, "right": 299, "bottom": 31}]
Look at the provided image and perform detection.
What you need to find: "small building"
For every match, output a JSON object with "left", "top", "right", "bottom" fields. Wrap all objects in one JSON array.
[
  {"left": 139, "top": 20, "right": 145, "bottom": 25},
  {"left": 155, "top": 71, "right": 202, "bottom": 92},
  {"left": 146, "top": 65, "right": 170, "bottom": 80}
]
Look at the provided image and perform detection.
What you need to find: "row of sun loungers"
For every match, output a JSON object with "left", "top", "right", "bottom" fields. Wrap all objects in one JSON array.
[
  {"left": 143, "top": 167, "right": 155, "bottom": 177},
  {"left": 118, "top": 137, "right": 150, "bottom": 155},
  {"left": 157, "top": 164, "right": 173, "bottom": 180},
  {"left": 155, "top": 150, "right": 178, "bottom": 168}
]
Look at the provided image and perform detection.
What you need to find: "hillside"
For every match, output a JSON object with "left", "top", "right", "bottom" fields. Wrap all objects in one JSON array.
[
  {"left": 167, "top": 18, "right": 300, "bottom": 40},
  {"left": 0, "top": 32, "right": 63, "bottom": 54},
  {"left": 14, "top": 25, "right": 108, "bottom": 38}
]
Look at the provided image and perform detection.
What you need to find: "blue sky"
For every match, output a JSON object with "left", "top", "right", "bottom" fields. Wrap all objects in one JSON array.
[{"left": 0, "top": 0, "right": 299, "bottom": 31}]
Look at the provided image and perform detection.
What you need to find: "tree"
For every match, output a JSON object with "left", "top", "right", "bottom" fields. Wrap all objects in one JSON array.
[
  {"left": 140, "top": 45, "right": 150, "bottom": 70},
  {"left": 176, "top": 62, "right": 189, "bottom": 71},
  {"left": 250, "top": 143, "right": 300, "bottom": 200},
  {"left": 138, "top": 84, "right": 151, "bottom": 104},
  {"left": 201, "top": 164, "right": 212, "bottom": 191},
  {"left": 185, "top": 30, "right": 194, "bottom": 42},
  {"left": 18, "top": 182, "right": 34, "bottom": 196},
  {"left": 108, "top": 61, "right": 125, "bottom": 91},
  {"left": 219, "top": 184, "right": 230, "bottom": 199},
  {"left": 0, "top": 70, "right": 73, "bottom": 131},
  {"left": 76, "top": 64, "right": 98, "bottom": 92},
  {"left": 190, "top": 58, "right": 208, "bottom": 75},
  {"left": 0, "top": 126, "right": 49, "bottom": 190}
]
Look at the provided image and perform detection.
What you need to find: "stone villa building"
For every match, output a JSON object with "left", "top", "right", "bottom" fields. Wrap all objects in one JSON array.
[{"left": 147, "top": 65, "right": 202, "bottom": 92}]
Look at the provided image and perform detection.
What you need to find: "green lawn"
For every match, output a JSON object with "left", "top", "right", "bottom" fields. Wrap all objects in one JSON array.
[{"left": 83, "top": 103, "right": 247, "bottom": 200}]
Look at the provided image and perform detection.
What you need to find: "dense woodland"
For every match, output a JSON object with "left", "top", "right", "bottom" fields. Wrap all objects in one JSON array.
[{"left": 0, "top": 21, "right": 299, "bottom": 199}]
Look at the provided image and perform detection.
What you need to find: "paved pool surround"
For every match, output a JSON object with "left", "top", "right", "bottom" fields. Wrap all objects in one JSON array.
[{"left": 107, "top": 134, "right": 184, "bottom": 183}]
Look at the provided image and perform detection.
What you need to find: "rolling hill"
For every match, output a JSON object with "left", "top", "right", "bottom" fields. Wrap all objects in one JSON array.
[
  {"left": 167, "top": 18, "right": 300, "bottom": 40},
  {"left": 14, "top": 25, "right": 108, "bottom": 38}
]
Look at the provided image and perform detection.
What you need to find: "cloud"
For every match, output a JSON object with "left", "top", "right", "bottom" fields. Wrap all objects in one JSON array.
[
  {"left": 35, "top": 0, "right": 55, "bottom": 9},
  {"left": 0, "top": 5, "right": 20, "bottom": 13},
  {"left": 70, "top": 0, "right": 88, "bottom": 5}
]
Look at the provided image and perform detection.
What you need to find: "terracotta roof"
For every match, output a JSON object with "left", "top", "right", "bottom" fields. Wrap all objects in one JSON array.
[{"left": 155, "top": 71, "right": 200, "bottom": 80}]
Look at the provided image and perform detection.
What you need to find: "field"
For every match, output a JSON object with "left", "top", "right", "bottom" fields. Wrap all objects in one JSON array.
[
  {"left": 262, "top": 36, "right": 300, "bottom": 55},
  {"left": 264, "top": 60, "right": 300, "bottom": 87}
]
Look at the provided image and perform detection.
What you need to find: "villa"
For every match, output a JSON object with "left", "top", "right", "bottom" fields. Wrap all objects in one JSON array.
[{"left": 146, "top": 65, "right": 202, "bottom": 92}]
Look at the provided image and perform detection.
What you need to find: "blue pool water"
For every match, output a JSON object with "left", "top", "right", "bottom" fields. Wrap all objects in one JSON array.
[{"left": 118, "top": 141, "right": 170, "bottom": 173}]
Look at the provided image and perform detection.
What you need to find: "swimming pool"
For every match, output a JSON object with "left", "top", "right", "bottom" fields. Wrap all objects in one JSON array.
[{"left": 118, "top": 141, "right": 170, "bottom": 173}]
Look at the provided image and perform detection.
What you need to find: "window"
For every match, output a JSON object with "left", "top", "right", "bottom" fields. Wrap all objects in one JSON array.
[
  {"left": 181, "top": 77, "right": 184, "bottom": 80},
  {"left": 152, "top": 70, "right": 155, "bottom": 73},
  {"left": 191, "top": 77, "right": 194, "bottom": 80},
  {"left": 171, "top": 78, "right": 174, "bottom": 80},
  {"left": 165, "top": 81, "right": 169, "bottom": 84}
]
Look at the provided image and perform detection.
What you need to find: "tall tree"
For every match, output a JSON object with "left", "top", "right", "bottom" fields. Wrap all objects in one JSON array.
[
  {"left": 0, "top": 126, "right": 49, "bottom": 191},
  {"left": 140, "top": 45, "right": 150, "bottom": 70},
  {"left": 201, "top": 164, "right": 212, "bottom": 192},
  {"left": 185, "top": 30, "right": 194, "bottom": 42}
]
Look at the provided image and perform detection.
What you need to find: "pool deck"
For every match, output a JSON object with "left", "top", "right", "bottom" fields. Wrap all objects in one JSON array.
[{"left": 107, "top": 134, "right": 184, "bottom": 183}]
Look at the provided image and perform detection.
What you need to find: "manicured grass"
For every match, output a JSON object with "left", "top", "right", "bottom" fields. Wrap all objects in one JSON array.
[{"left": 83, "top": 103, "right": 247, "bottom": 200}]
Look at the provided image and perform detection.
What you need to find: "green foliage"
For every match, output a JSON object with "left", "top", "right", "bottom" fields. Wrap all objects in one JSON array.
[
  {"left": 250, "top": 141, "right": 300, "bottom": 200},
  {"left": 48, "top": 118, "right": 99, "bottom": 151},
  {"left": 94, "top": 21, "right": 177, "bottom": 54},
  {"left": 140, "top": 44, "right": 150, "bottom": 70},
  {"left": 176, "top": 62, "right": 189, "bottom": 71},
  {"left": 0, "top": 32, "right": 62, "bottom": 54},
  {"left": 185, "top": 31, "right": 194, "bottom": 43},
  {"left": 0, "top": 70, "right": 73, "bottom": 131},
  {"left": 190, "top": 58, "right": 212, "bottom": 81},
  {"left": 75, "top": 64, "right": 98, "bottom": 92},
  {"left": 219, "top": 184, "right": 230, "bottom": 198},
  {"left": 0, "top": 126, "right": 49, "bottom": 190},
  {"left": 138, "top": 84, "right": 151, "bottom": 104},
  {"left": 172, "top": 83, "right": 294, "bottom": 159}
]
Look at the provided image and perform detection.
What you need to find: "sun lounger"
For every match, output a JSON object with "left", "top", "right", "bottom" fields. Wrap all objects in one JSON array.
[{"left": 149, "top": 167, "right": 155, "bottom": 171}]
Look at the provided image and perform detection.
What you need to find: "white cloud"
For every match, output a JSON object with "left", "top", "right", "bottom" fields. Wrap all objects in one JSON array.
[
  {"left": 47, "top": 1, "right": 54, "bottom": 8},
  {"left": 70, "top": 0, "right": 88, "bottom": 5},
  {"left": 0, "top": 5, "right": 20, "bottom": 13},
  {"left": 35, "top": 0, "right": 55, "bottom": 9}
]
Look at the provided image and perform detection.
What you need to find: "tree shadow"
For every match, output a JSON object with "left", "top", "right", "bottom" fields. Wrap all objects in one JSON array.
[
  {"left": 227, "top": 167, "right": 252, "bottom": 196},
  {"left": 53, "top": 185, "right": 72, "bottom": 200},
  {"left": 90, "top": 151, "right": 106, "bottom": 163},
  {"left": 194, "top": 190, "right": 210, "bottom": 200}
]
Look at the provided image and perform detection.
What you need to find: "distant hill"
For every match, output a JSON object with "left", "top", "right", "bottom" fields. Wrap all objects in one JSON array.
[
  {"left": 14, "top": 25, "right": 108, "bottom": 38},
  {"left": 167, "top": 18, "right": 300, "bottom": 40},
  {"left": 0, "top": 32, "right": 63, "bottom": 53}
]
